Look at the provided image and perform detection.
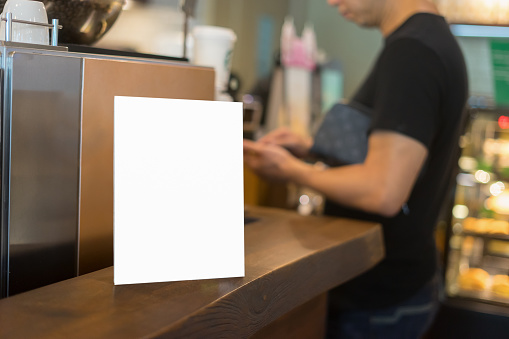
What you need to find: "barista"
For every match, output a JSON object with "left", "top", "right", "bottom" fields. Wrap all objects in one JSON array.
[{"left": 243, "top": 0, "right": 468, "bottom": 337}]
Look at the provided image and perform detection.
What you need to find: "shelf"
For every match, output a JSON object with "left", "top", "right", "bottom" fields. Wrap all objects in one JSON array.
[
  {"left": 461, "top": 231, "right": 509, "bottom": 241},
  {"left": 451, "top": 24, "right": 509, "bottom": 38},
  {"left": 485, "top": 252, "right": 509, "bottom": 260},
  {"left": 452, "top": 288, "right": 509, "bottom": 307}
]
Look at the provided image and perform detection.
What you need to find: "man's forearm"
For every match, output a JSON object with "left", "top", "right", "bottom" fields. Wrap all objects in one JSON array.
[{"left": 288, "top": 161, "right": 399, "bottom": 217}]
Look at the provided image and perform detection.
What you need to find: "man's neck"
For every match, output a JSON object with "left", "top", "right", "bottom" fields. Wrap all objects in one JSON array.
[{"left": 379, "top": 0, "right": 439, "bottom": 37}]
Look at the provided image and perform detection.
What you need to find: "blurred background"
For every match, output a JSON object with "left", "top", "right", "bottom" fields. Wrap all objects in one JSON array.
[
  {"left": 96, "top": 0, "right": 506, "bottom": 120},
  {"left": 95, "top": 0, "right": 381, "bottom": 101}
]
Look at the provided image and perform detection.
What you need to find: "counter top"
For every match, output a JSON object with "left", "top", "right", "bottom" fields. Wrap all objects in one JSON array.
[{"left": 0, "top": 206, "right": 384, "bottom": 338}]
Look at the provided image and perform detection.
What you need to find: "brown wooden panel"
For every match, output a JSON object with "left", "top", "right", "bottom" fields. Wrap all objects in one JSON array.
[
  {"left": 0, "top": 206, "right": 384, "bottom": 338},
  {"left": 79, "top": 59, "right": 214, "bottom": 275}
]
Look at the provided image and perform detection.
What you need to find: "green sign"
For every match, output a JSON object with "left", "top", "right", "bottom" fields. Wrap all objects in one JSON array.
[{"left": 491, "top": 40, "right": 509, "bottom": 107}]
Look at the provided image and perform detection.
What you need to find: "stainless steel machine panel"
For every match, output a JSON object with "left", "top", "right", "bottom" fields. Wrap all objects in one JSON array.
[{"left": 7, "top": 52, "right": 82, "bottom": 296}]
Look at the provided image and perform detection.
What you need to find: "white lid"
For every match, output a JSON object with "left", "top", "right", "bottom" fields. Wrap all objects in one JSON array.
[{"left": 192, "top": 25, "right": 237, "bottom": 42}]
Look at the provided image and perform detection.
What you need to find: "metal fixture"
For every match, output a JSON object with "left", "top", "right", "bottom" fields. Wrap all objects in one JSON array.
[
  {"left": 2, "top": 12, "right": 62, "bottom": 46},
  {"left": 181, "top": 0, "right": 197, "bottom": 60}
]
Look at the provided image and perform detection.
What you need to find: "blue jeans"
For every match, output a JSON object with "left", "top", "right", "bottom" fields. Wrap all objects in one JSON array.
[{"left": 326, "top": 274, "right": 442, "bottom": 339}]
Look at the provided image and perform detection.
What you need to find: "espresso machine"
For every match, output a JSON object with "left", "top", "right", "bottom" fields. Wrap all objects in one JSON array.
[{"left": 0, "top": 17, "right": 214, "bottom": 297}]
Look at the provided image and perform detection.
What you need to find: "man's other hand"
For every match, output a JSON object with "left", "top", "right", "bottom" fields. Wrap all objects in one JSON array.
[
  {"left": 257, "top": 127, "right": 313, "bottom": 159},
  {"left": 243, "top": 139, "right": 309, "bottom": 182}
]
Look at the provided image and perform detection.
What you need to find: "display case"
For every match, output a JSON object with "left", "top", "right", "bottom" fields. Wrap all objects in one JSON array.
[{"left": 445, "top": 107, "right": 509, "bottom": 307}]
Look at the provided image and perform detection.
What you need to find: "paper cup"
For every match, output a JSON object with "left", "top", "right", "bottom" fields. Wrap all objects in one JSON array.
[{"left": 192, "top": 25, "right": 236, "bottom": 95}]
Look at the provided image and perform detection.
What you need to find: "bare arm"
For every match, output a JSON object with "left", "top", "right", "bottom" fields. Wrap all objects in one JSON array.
[{"left": 244, "top": 130, "right": 428, "bottom": 217}]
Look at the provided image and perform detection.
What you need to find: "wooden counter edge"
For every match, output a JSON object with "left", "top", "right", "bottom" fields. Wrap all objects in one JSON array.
[
  {"left": 153, "top": 208, "right": 384, "bottom": 338},
  {"left": 0, "top": 206, "right": 384, "bottom": 339}
]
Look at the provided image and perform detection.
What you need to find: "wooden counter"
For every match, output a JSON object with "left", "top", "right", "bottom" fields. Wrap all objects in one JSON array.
[{"left": 0, "top": 206, "right": 384, "bottom": 338}]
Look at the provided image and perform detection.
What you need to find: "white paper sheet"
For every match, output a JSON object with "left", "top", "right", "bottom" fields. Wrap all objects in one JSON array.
[{"left": 113, "top": 96, "right": 244, "bottom": 285}]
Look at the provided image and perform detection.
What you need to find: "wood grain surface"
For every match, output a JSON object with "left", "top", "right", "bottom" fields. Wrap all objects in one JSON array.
[{"left": 0, "top": 206, "right": 384, "bottom": 338}]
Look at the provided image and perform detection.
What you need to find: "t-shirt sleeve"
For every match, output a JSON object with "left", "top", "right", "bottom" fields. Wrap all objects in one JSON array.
[{"left": 370, "top": 38, "right": 445, "bottom": 149}]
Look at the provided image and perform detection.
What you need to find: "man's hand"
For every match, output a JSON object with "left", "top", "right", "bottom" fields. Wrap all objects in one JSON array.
[
  {"left": 258, "top": 127, "right": 313, "bottom": 159},
  {"left": 243, "top": 139, "right": 310, "bottom": 182}
]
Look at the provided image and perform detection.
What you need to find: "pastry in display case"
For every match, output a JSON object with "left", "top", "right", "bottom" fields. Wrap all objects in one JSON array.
[
  {"left": 445, "top": 107, "right": 509, "bottom": 307},
  {"left": 427, "top": 108, "right": 509, "bottom": 338}
]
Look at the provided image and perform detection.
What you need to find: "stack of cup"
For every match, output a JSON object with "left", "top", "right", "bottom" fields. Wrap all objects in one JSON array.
[
  {"left": 191, "top": 25, "right": 237, "bottom": 101},
  {"left": 0, "top": 0, "right": 49, "bottom": 45}
]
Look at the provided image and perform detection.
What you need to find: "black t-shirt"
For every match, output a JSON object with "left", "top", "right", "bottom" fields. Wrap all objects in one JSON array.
[{"left": 327, "top": 13, "right": 468, "bottom": 310}]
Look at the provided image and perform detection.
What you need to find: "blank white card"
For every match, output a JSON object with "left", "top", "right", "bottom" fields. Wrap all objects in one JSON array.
[{"left": 113, "top": 96, "right": 244, "bottom": 285}]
